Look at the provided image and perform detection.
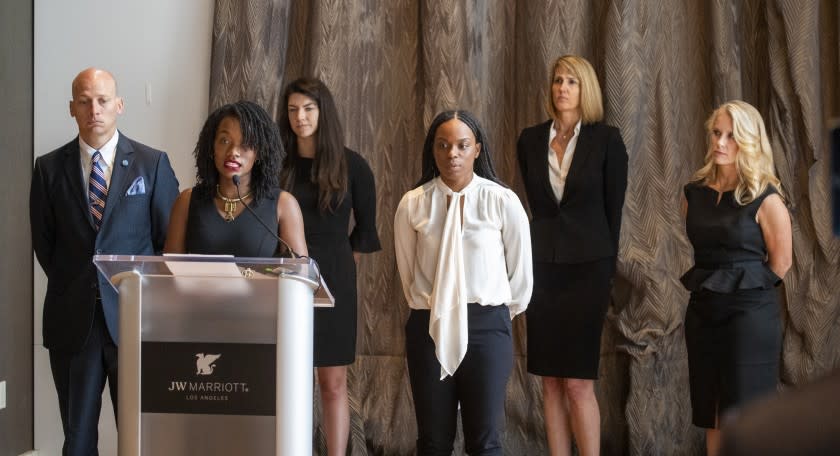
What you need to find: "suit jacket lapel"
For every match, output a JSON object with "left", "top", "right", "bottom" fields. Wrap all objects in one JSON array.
[
  {"left": 560, "top": 124, "right": 593, "bottom": 205},
  {"left": 100, "top": 133, "right": 135, "bottom": 228},
  {"left": 62, "top": 139, "right": 92, "bottom": 224},
  {"left": 534, "top": 121, "right": 556, "bottom": 205}
]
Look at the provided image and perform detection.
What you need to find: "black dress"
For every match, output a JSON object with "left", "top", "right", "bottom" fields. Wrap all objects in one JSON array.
[
  {"left": 290, "top": 149, "right": 381, "bottom": 366},
  {"left": 185, "top": 187, "right": 280, "bottom": 257},
  {"left": 681, "top": 183, "right": 783, "bottom": 428}
]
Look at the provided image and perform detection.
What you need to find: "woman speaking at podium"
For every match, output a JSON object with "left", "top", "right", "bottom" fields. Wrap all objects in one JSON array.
[{"left": 164, "top": 100, "right": 307, "bottom": 258}]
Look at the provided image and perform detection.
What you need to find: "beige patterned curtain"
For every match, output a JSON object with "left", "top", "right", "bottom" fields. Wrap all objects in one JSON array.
[{"left": 209, "top": 1, "right": 840, "bottom": 454}]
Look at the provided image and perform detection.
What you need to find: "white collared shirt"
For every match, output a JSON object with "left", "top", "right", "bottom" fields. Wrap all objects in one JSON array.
[
  {"left": 79, "top": 131, "right": 119, "bottom": 194},
  {"left": 394, "top": 175, "right": 533, "bottom": 375},
  {"left": 547, "top": 119, "right": 581, "bottom": 202}
]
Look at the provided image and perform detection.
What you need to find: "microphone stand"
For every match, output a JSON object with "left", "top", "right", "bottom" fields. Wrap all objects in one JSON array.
[
  {"left": 231, "top": 175, "right": 325, "bottom": 296},
  {"left": 232, "top": 174, "right": 299, "bottom": 259}
]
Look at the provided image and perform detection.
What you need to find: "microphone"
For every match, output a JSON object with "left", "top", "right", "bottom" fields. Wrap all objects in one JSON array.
[{"left": 232, "top": 174, "right": 300, "bottom": 258}]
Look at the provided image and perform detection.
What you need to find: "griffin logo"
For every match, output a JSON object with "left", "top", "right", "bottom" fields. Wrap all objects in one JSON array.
[{"left": 195, "top": 353, "right": 221, "bottom": 375}]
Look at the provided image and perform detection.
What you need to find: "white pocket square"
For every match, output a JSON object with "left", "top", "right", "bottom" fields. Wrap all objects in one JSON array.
[{"left": 126, "top": 176, "right": 146, "bottom": 195}]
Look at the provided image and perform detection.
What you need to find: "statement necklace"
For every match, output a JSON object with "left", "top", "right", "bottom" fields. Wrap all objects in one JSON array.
[{"left": 216, "top": 185, "right": 252, "bottom": 222}]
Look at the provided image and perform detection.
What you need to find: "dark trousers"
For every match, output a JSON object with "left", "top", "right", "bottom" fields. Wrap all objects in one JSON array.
[
  {"left": 49, "top": 302, "right": 118, "bottom": 456},
  {"left": 405, "top": 304, "right": 513, "bottom": 456}
]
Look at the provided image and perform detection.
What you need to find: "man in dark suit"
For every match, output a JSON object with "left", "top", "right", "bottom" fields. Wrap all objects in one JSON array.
[{"left": 29, "top": 67, "right": 179, "bottom": 454}]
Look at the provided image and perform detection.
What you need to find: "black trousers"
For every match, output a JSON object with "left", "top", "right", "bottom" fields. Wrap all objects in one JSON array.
[
  {"left": 49, "top": 301, "right": 118, "bottom": 456},
  {"left": 405, "top": 304, "right": 513, "bottom": 456}
]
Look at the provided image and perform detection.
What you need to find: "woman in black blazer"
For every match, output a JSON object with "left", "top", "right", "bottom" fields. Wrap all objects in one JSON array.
[{"left": 517, "top": 54, "right": 628, "bottom": 456}]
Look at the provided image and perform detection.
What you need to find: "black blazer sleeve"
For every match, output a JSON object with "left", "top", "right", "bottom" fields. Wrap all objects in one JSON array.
[
  {"left": 603, "top": 127, "right": 628, "bottom": 253},
  {"left": 516, "top": 130, "right": 534, "bottom": 213},
  {"left": 148, "top": 151, "right": 180, "bottom": 254},
  {"left": 30, "top": 156, "right": 56, "bottom": 277}
]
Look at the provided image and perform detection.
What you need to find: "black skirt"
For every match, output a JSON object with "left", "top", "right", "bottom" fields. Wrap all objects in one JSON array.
[
  {"left": 526, "top": 258, "right": 614, "bottom": 379},
  {"left": 311, "top": 237, "right": 358, "bottom": 367},
  {"left": 684, "top": 288, "right": 781, "bottom": 428}
]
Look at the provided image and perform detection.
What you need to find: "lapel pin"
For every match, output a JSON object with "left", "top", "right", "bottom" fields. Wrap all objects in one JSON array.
[{"left": 121, "top": 159, "right": 129, "bottom": 167}]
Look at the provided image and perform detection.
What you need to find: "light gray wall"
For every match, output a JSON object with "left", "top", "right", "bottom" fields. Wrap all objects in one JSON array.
[
  {"left": 32, "top": 1, "right": 213, "bottom": 453},
  {"left": 0, "top": 0, "right": 34, "bottom": 454}
]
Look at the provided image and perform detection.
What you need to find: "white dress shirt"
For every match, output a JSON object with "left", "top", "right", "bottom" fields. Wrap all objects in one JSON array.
[
  {"left": 394, "top": 174, "right": 533, "bottom": 378},
  {"left": 547, "top": 119, "right": 581, "bottom": 201},
  {"left": 79, "top": 131, "right": 120, "bottom": 193}
]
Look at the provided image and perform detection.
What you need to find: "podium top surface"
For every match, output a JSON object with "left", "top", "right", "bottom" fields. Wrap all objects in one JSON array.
[
  {"left": 93, "top": 254, "right": 315, "bottom": 283},
  {"left": 94, "top": 254, "right": 334, "bottom": 307}
]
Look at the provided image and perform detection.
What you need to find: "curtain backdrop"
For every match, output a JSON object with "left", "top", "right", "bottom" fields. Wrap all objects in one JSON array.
[{"left": 209, "top": 1, "right": 840, "bottom": 454}]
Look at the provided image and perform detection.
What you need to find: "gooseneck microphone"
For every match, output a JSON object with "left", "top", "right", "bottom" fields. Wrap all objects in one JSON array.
[{"left": 232, "top": 174, "right": 300, "bottom": 258}]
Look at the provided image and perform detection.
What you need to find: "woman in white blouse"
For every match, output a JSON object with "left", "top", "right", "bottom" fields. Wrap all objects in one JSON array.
[{"left": 394, "top": 110, "right": 533, "bottom": 455}]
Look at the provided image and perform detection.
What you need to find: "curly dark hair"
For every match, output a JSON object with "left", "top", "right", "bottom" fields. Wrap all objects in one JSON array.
[
  {"left": 416, "top": 110, "right": 505, "bottom": 188},
  {"left": 193, "top": 100, "right": 284, "bottom": 203},
  {"left": 277, "top": 77, "right": 347, "bottom": 213}
]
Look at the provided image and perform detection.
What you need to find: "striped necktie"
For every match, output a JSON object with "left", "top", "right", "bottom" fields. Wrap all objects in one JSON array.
[{"left": 89, "top": 150, "right": 108, "bottom": 230}]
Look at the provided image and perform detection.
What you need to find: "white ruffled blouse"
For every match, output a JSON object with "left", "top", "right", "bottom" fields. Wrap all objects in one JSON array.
[{"left": 394, "top": 175, "right": 533, "bottom": 378}]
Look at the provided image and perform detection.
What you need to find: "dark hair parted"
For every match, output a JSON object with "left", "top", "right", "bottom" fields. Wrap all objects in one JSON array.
[
  {"left": 193, "top": 100, "right": 284, "bottom": 203},
  {"left": 416, "top": 110, "right": 505, "bottom": 188},
  {"left": 278, "top": 77, "right": 347, "bottom": 212}
]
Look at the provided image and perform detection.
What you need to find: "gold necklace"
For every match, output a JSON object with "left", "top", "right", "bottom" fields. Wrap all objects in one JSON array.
[
  {"left": 555, "top": 119, "right": 577, "bottom": 141},
  {"left": 216, "top": 185, "right": 252, "bottom": 222},
  {"left": 557, "top": 127, "right": 574, "bottom": 141}
]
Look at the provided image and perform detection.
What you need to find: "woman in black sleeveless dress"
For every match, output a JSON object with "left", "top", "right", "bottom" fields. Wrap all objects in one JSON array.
[
  {"left": 278, "top": 78, "right": 381, "bottom": 456},
  {"left": 165, "top": 100, "right": 307, "bottom": 258},
  {"left": 681, "top": 100, "right": 792, "bottom": 456}
]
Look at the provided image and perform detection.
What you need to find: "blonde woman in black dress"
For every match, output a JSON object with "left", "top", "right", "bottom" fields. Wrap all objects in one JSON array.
[
  {"left": 681, "top": 100, "right": 791, "bottom": 456},
  {"left": 517, "top": 55, "right": 628, "bottom": 456},
  {"left": 278, "top": 78, "right": 381, "bottom": 456}
]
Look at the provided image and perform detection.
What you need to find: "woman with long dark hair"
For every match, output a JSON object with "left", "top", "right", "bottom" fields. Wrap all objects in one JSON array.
[
  {"left": 395, "top": 110, "right": 532, "bottom": 455},
  {"left": 277, "top": 77, "right": 381, "bottom": 456}
]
